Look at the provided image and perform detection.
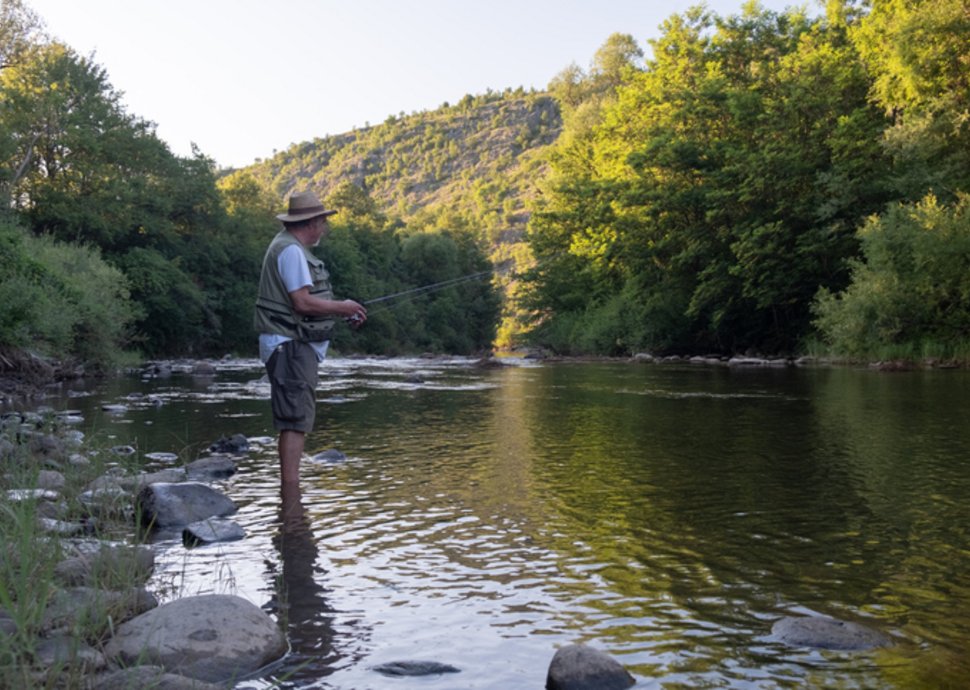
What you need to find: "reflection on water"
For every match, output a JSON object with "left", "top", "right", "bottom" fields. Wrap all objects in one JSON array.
[{"left": 33, "top": 358, "right": 970, "bottom": 688}]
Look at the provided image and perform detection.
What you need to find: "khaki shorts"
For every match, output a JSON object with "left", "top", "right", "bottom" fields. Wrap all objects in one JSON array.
[{"left": 265, "top": 340, "right": 319, "bottom": 433}]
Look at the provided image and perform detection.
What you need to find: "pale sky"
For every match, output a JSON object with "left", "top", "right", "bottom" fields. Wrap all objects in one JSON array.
[{"left": 27, "top": 0, "right": 813, "bottom": 169}]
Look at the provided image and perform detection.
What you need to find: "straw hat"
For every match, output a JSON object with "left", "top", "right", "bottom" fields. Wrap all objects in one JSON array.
[{"left": 276, "top": 191, "right": 338, "bottom": 222}]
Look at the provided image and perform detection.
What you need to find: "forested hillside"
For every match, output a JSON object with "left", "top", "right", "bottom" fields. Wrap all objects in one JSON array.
[{"left": 242, "top": 90, "right": 562, "bottom": 346}]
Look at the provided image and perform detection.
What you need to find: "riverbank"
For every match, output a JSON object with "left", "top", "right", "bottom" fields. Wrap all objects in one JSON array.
[{"left": 0, "top": 347, "right": 88, "bottom": 407}]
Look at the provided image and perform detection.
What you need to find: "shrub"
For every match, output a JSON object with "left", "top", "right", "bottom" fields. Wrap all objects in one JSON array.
[{"left": 813, "top": 193, "right": 970, "bottom": 359}]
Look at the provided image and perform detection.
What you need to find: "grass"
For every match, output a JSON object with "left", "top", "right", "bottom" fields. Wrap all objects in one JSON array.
[
  {"left": 800, "top": 336, "right": 970, "bottom": 368},
  {"left": 0, "top": 412, "right": 153, "bottom": 688}
]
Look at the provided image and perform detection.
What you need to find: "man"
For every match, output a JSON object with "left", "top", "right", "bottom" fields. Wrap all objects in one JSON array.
[{"left": 254, "top": 190, "right": 367, "bottom": 486}]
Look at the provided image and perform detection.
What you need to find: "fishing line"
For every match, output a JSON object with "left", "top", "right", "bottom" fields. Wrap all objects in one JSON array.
[{"left": 351, "top": 262, "right": 513, "bottom": 320}]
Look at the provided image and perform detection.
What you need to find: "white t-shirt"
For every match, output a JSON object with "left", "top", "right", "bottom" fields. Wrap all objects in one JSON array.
[{"left": 258, "top": 244, "right": 330, "bottom": 363}]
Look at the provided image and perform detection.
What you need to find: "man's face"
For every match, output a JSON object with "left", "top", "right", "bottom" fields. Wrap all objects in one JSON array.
[{"left": 309, "top": 216, "right": 330, "bottom": 246}]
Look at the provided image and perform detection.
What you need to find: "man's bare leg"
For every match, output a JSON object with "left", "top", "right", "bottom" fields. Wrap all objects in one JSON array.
[{"left": 279, "top": 429, "right": 305, "bottom": 486}]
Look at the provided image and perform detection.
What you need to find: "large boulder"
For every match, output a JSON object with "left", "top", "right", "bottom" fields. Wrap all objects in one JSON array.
[
  {"left": 137, "top": 482, "right": 236, "bottom": 528},
  {"left": 546, "top": 644, "right": 635, "bottom": 690},
  {"left": 771, "top": 616, "right": 891, "bottom": 651},
  {"left": 104, "top": 594, "right": 287, "bottom": 683}
]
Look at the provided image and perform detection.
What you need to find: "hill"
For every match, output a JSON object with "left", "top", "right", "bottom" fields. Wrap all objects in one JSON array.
[{"left": 240, "top": 89, "right": 563, "bottom": 346}]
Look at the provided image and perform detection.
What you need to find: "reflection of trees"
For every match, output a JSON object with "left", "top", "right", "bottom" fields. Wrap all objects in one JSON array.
[
  {"left": 812, "top": 368, "right": 970, "bottom": 687},
  {"left": 266, "top": 483, "right": 340, "bottom": 685},
  {"left": 512, "top": 364, "right": 970, "bottom": 684}
]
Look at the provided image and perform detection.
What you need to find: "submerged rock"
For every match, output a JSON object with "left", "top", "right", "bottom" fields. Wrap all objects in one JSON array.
[
  {"left": 545, "top": 644, "right": 635, "bottom": 690},
  {"left": 183, "top": 517, "right": 245, "bottom": 546},
  {"left": 208, "top": 434, "right": 249, "bottom": 454},
  {"left": 310, "top": 449, "right": 347, "bottom": 463},
  {"left": 771, "top": 615, "right": 891, "bottom": 651},
  {"left": 104, "top": 594, "right": 287, "bottom": 683},
  {"left": 372, "top": 660, "right": 461, "bottom": 676}
]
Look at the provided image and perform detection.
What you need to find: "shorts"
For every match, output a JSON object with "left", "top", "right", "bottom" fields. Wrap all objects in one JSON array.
[{"left": 265, "top": 340, "right": 319, "bottom": 433}]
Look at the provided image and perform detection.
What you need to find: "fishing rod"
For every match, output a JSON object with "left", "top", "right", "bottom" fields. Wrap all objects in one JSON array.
[
  {"left": 362, "top": 269, "right": 494, "bottom": 306},
  {"left": 347, "top": 263, "right": 511, "bottom": 322}
]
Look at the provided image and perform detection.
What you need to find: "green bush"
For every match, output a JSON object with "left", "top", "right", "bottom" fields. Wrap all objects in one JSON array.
[
  {"left": 0, "top": 216, "right": 135, "bottom": 370},
  {"left": 813, "top": 193, "right": 970, "bottom": 359}
]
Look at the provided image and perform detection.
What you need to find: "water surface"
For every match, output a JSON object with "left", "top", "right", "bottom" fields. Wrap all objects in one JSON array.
[{"left": 46, "top": 357, "right": 970, "bottom": 688}]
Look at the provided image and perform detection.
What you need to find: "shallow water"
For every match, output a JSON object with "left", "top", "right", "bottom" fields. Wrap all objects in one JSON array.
[{"left": 40, "top": 357, "right": 970, "bottom": 688}]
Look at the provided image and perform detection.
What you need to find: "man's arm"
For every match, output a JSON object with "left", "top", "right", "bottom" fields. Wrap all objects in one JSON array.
[{"left": 289, "top": 287, "right": 366, "bottom": 323}]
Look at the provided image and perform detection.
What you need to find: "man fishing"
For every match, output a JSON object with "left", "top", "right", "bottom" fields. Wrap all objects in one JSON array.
[{"left": 254, "top": 190, "right": 367, "bottom": 487}]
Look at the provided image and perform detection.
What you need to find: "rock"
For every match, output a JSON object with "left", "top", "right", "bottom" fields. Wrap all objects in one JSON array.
[
  {"left": 42, "top": 586, "right": 157, "bottom": 632},
  {"left": 92, "top": 666, "right": 225, "bottom": 690},
  {"left": 102, "top": 405, "right": 129, "bottom": 414},
  {"left": 55, "top": 541, "right": 154, "bottom": 587},
  {"left": 78, "top": 486, "right": 132, "bottom": 519},
  {"left": 37, "top": 517, "right": 87, "bottom": 536},
  {"left": 372, "top": 660, "right": 461, "bottom": 676},
  {"left": 36, "top": 469, "right": 66, "bottom": 490},
  {"left": 310, "top": 449, "right": 347, "bottom": 463},
  {"left": 771, "top": 615, "right": 891, "bottom": 651},
  {"left": 208, "top": 434, "right": 249, "bottom": 454},
  {"left": 28, "top": 434, "right": 67, "bottom": 460},
  {"left": 137, "top": 482, "right": 237, "bottom": 529},
  {"left": 185, "top": 455, "right": 237, "bottom": 480},
  {"left": 191, "top": 361, "right": 216, "bottom": 376},
  {"left": 145, "top": 451, "right": 180, "bottom": 463},
  {"left": 125, "top": 468, "right": 187, "bottom": 489},
  {"left": 183, "top": 518, "right": 246, "bottom": 546},
  {"left": 0, "top": 607, "right": 16, "bottom": 635},
  {"left": 6, "top": 488, "right": 60, "bottom": 502},
  {"left": 632, "top": 353, "right": 655, "bottom": 363},
  {"left": 34, "top": 634, "right": 106, "bottom": 672},
  {"left": 545, "top": 644, "right": 635, "bottom": 690},
  {"left": 87, "top": 468, "right": 187, "bottom": 493},
  {"left": 110, "top": 444, "right": 136, "bottom": 455},
  {"left": 104, "top": 594, "right": 287, "bottom": 683}
]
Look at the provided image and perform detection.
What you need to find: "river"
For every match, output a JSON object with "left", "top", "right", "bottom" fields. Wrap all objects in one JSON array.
[{"left": 38, "top": 356, "right": 970, "bottom": 688}]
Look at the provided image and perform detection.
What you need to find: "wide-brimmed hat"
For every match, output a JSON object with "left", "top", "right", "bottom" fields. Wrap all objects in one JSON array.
[{"left": 276, "top": 191, "right": 338, "bottom": 223}]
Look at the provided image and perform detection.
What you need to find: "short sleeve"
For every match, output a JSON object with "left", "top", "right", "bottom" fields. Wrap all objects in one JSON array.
[{"left": 277, "top": 244, "right": 312, "bottom": 293}]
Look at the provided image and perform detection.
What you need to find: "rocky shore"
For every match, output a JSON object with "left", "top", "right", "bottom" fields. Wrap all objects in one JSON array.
[{"left": 0, "top": 405, "right": 650, "bottom": 689}]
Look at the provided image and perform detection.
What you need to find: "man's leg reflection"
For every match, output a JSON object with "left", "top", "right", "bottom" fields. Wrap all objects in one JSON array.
[{"left": 270, "top": 482, "right": 339, "bottom": 679}]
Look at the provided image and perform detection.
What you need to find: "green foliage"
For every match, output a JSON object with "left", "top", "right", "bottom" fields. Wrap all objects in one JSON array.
[
  {"left": 524, "top": 3, "right": 899, "bottom": 355},
  {"left": 813, "top": 194, "right": 970, "bottom": 359},
  {"left": 316, "top": 206, "right": 500, "bottom": 355},
  {"left": 0, "top": 215, "right": 134, "bottom": 369}
]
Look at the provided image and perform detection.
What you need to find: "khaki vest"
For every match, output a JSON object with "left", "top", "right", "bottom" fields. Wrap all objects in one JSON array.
[{"left": 253, "top": 230, "right": 335, "bottom": 341}]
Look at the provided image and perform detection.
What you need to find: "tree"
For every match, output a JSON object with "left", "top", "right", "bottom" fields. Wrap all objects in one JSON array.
[
  {"left": 851, "top": 0, "right": 970, "bottom": 199},
  {"left": 526, "top": 2, "right": 894, "bottom": 354}
]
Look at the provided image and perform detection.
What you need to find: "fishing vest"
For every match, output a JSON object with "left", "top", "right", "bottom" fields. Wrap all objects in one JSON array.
[{"left": 253, "top": 230, "right": 335, "bottom": 341}]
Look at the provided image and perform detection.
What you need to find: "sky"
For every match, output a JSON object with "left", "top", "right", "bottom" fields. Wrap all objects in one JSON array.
[{"left": 27, "top": 0, "right": 812, "bottom": 170}]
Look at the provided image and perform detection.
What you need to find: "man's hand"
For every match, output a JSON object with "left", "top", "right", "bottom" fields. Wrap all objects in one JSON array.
[{"left": 342, "top": 299, "right": 367, "bottom": 329}]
